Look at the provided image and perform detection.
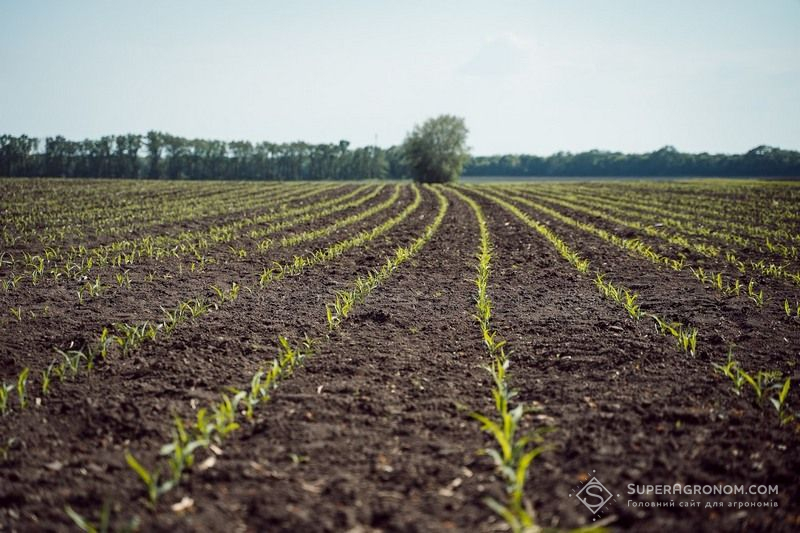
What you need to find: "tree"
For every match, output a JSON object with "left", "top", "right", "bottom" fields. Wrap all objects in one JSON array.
[{"left": 401, "top": 115, "right": 470, "bottom": 183}]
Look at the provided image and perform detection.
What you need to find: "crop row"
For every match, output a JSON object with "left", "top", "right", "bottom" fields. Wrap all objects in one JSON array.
[
  {"left": 1, "top": 180, "right": 289, "bottom": 248},
  {"left": 461, "top": 186, "right": 700, "bottom": 356},
  {"left": 0, "top": 184, "right": 369, "bottom": 293},
  {"left": 561, "top": 181, "right": 800, "bottom": 232},
  {"left": 2, "top": 184, "right": 396, "bottom": 316},
  {"left": 104, "top": 186, "right": 448, "bottom": 522},
  {"left": 568, "top": 186, "right": 800, "bottom": 287},
  {"left": 493, "top": 186, "right": 767, "bottom": 307},
  {"left": 0, "top": 185, "right": 413, "bottom": 408},
  {"left": 525, "top": 185, "right": 800, "bottom": 286},
  {"left": 2, "top": 182, "right": 342, "bottom": 278},
  {"left": 553, "top": 183, "right": 800, "bottom": 248},
  {"left": 449, "top": 188, "right": 548, "bottom": 532},
  {"left": 530, "top": 186, "right": 796, "bottom": 264},
  {"left": 258, "top": 184, "right": 422, "bottom": 285},
  {"left": 463, "top": 186, "right": 794, "bottom": 428}
]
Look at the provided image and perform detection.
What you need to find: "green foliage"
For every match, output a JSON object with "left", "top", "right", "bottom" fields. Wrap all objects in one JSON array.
[
  {"left": 402, "top": 115, "right": 470, "bottom": 183},
  {"left": 713, "top": 352, "right": 795, "bottom": 425}
]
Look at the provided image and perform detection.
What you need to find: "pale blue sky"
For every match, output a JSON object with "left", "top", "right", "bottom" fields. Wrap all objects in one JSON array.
[{"left": 1, "top": 0, "right": 798, "bottom": 155}]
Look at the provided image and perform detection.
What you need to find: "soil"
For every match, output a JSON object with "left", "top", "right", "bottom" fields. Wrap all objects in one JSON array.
[{"left": 0, "top": 181, "right": 798, "bottom": 533}]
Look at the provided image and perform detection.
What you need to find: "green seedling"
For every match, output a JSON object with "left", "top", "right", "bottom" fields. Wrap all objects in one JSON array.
[
  {"left": 54, "top": 348, "right": 87, "bottom": 377},
  {"left": 84, "top": 276, "right": 105, "bottom": 297},
  {"left": 115, "top": 270, "right": 131, "bottom": 288},
  {"left": 65, "top": 503, "right": 110, "bottom": 533},
  {"left": 736, "top": 368, "right": 779, "bottom": 403},
  {"left": 623, "top": 290, "right": 642, "bottom": 319},
  {"left": 41, "top": 363, "right": 54, "bottom": 395},
  {"left": 16, "top": 368, "right": 29, "bottom": 409},
  {"left": 770, "top": 377, "right": 793, "bottom": 425},
  {"left": 125, "top": 451, "right": 173, "bottom": 505},
  {"left": 210, "top": 285, "right": 225, "bottom": 302},
  {"left": 0, "top": 383, "right": 13, "bottom": 415},
  {"left": 0, "top": 438, "right": 16, "bottom": 461},
  {"left": 747, "top": 280, "right": 764, "bottom": 307}
]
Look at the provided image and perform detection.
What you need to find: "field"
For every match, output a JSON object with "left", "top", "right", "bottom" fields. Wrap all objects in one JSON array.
[{"left": 0, "top": 178, "right": 799, "bottom": 532}]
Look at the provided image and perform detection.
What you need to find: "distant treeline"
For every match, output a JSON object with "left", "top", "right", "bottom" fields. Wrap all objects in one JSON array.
[
  {"left": 465, "top": 146, "right": 800, "bottom": 177},
  {"left": 1, "top": 133, "right": 799, "bottom": 179}
]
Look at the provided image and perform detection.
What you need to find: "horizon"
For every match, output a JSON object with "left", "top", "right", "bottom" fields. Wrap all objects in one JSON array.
[
  {"left": 1, "top": 1, "right": 799, "bottom": 154},
  {"left": 2, "top": 129, "right": 795, "bottom": 159}
]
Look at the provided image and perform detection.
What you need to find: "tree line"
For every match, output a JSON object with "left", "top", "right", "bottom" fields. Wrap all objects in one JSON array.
[
  {"left": 465, "top": 145, "right": 800, "bottom": 177},
  {"left": 1, "top": 132, "right": 798, "bottom": 179}
]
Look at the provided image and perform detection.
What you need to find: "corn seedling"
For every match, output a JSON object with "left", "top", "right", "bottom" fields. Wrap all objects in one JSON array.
[
  {"left": 747, "top": 280, "right": 764, "bottom": 307},
  {"left": 124, "top": 451, "right": 174, "bottom": 505},
  {"left": 115, "top": 269, "right": 131, "bottom": 288},
  {"left": 677, "top": 326, "right": 698, "bottom": 356},
  {"left": 737, "top": 368, "right": 781, "bottom": 403},
  {"left": 159, "top": 417, "right": 204, "bottom": 482},
  {"left": 1, "top": 275, "right": 23, "bottom": 291},
  {"left": 16, "top": 368, "right": 29, "bottom": 409},
  {"left": 594, "top": 274, "right": 642, "bottom": 320},
  {"left": 84, "top": 276, "right": 105, "bottom": 297},
  {"left": 649, "top": 315, "right": 698, "bottom": 356},
  {"left": 0, "top": 383, "right": 13, "bottom": 415},
  {"left": 0, "top": 438, "right": 15, "bottom": 462},
  {"left": 784, "top": 299, "right": 800, "bottom": 318},
  {"left": 65, "top": 501, "right": 111, "bottom": 533},
  {"left": 712, "top": 350, "right": 739, "bottom": 383},
  {"left": 113, "top": 322, "right": 157, "bottom": 355},
  {"left": 55, "top": 348, "right": 86, "bottom": 377},
  {"left": 770, "top": 378, "right": 794, "bottom": 425},
  {"left": 41, "top": 363, "right": 54, "bottom": 395},
  {"left": 9, "top": 306, "right": 22, "bottom": 321}
]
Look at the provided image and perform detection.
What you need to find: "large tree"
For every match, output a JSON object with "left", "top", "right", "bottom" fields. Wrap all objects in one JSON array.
[{"left": 401, "top": 115, "right": 470, "bottom": 183}]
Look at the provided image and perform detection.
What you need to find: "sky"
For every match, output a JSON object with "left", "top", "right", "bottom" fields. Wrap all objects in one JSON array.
[{"left": 1, "top": 0, "right": 799, "bottom": 155}]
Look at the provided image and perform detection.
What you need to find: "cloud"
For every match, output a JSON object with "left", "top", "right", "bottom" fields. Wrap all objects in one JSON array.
[{"left": 459, "top": 33, "right": 532, "bottom": 78}]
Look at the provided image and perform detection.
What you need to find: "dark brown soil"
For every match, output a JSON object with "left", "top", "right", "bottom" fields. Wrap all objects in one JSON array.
[{"left": 0, "top": 181, "right": 798, "bottom": 533}]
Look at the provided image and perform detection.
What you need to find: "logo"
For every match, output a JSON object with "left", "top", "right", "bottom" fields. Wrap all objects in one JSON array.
[{"left": 570, "top": 470, "right": 619, "bottom": 522}]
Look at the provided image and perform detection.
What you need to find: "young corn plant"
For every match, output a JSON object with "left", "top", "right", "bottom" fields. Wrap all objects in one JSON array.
[
  {"left": 712, "top": 350, "right": 739, "bottom": 384},
  {"left": 770, "top": 378, "right": 794, "bottom": 425},
  {"left": 470, "top": 357, "right": 550, "bottom": 532},
  {"left": 115, "top": 269, "right": 131, "bottom": 288},
  {"left": 0, "top": 383, "right": 13, "bottom": 415},
  {"left": 713, "top": 352, "right": 794, "bottom": 424},
  {"left": 65, "top": 501, "right": 112, "bottom": 533},
  {"left": 650, "top": 315, "right": 699, "bottom": 356},
  {"left": 84, "top": 276, "right": 105, "bottom": 297},
  {"left": 55, "top": 348, "right": 86, "bottom": 378},
  {"left": 747, "top": 280, "right": 764, "bottom": 307},
  {"left": 16, "top": 368, "right": 29, "bottom": 409},
  {"left": 124, "top": 451, "right": 174, "bottom": 505},
  {"left": 594, "top": 274, "right": 641, "bottom": 320},
  {"left": 41, "top": 363, "right": 55, "bottom": 395}
]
